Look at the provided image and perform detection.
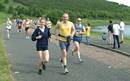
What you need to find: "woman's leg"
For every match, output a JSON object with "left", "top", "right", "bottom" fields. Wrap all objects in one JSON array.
[
  {"left": 37, "top": 51, "right": 43, "bottom": 74},
  {"left": 42, "top": 50, "right": 49, "bottom": 70},
  {"left": 43, "top": 50, "right": 49, "bottom": 63}
]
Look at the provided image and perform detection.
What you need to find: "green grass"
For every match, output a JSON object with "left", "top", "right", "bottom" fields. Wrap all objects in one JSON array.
[
  {"left": 0, "top": 12, "right": 13, "bottom": 81},
  {"left": 90, "top": 32, "right": 130, "bottom": 44},
  {"left": 125, "top": 37, "right": 130, "bottom": 44},
  {"left": 0, "top": 24, "right": 14, "bottom": 81},
  {"left": 83, "top": 19, "right": 130, "bottom": 27}
]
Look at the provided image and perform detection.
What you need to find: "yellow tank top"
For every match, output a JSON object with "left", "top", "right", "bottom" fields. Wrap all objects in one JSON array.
[
  {"left": 59, "top": 21, "right": 73, "bottom": 41},
  {"left": 85, "top": 26, "right": 91, "bottom": 36}
]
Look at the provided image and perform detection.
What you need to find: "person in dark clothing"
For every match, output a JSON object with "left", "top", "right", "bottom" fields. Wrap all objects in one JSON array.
[
  {"left": 107, "top": 20, "right": 113, "bottom": 45},
  {"left": 31, "top": 17, "right": 51, "bottom": 75}
]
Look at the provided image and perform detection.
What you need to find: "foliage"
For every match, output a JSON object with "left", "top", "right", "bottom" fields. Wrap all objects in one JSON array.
[
  {"left": 4, "top": 0, "right": 9, "bottom": 4},
  {"left": 1, "top": 0, "right": 130, "bottom": 23},
  {"left": 0, "top": 3, "right": 5, "bottom": 11},
  {"left": 12, "top": 0, "right": 130, "bottom": 20}
]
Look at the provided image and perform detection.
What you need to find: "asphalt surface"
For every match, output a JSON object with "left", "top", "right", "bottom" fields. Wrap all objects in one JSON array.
[{"left": 3, "top": 27, "right": 130, "bottom": 81}]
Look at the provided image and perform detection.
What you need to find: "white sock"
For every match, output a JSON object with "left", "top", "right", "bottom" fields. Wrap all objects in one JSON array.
[{"left": 77, "top": 51, "right": 81, "bottom": 60}]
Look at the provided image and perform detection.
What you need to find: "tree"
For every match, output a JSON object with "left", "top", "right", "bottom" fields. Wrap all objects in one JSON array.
[
  {"left": 4, "top": 0, "right": 9, "bottom": 4},
  {"left": 0, "top": 3, "right": 5, "bottom": 11}
]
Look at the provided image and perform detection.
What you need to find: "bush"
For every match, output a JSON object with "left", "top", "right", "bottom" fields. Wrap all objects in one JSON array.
[
  {"left": 4, "top": 0, "right": 9, "bottom": 4},
  {"left": 0, "top": 3, "right": 5, "bottom": 11}
]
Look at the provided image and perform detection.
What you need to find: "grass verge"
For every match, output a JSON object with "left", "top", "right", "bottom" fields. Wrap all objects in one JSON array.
[{"left": 0, "top": 25, "right": 14, "bottom": 81}]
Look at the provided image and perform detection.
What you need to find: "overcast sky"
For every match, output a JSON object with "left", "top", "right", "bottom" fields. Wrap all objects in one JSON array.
[{"left": 107, "top": 0, "right": 130, "bottom": 6}]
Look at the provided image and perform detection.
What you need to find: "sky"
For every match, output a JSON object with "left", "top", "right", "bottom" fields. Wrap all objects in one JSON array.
[{"left": 107, "top": 0, "right": 130, "bottom": 6}]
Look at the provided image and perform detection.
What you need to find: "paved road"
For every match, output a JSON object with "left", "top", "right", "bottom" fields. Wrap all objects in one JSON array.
[{"left": 3, "top": 27, "right": 130, "bottom": 81}]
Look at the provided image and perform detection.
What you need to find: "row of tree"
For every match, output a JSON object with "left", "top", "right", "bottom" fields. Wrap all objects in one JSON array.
[
  {"left": 7, "top": 5, "right": 130, "bottom": 24},
  {"left": 1, "top": 0, "right": 130, "bottom": 24}
]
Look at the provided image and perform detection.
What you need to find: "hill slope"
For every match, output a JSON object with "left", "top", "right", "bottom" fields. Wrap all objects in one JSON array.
[
  {"left": 1, "top": 0, "right": 130, "bottom": 23},
  {"left": 12, "top": 0, "right": 130, "bottom": 22}
]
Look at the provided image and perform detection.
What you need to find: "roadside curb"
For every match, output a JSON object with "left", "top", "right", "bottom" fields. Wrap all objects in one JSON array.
[{"left": 82, "top": 42, "right": 130, "bottom": 57}]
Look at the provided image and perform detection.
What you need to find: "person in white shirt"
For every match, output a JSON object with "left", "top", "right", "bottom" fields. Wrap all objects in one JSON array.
[
  {"left": 112, "top": 22, "right": 120, "bottom": 49},
  {"left": 6, "top": 18, "right": 12, "bottom": 39},
  {"left": 119, "top": 19, "right": 125, "bottom": 43}
]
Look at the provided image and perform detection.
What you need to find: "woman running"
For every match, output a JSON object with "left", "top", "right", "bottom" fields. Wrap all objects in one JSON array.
[{"left": 31, "top": 17, "right": 51, "bottom": 75}]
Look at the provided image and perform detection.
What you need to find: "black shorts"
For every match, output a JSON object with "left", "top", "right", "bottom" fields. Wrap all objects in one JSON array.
[
  {"left": 25, "top": 27, "right": 29, "bottom": 32},
  {"left": 36, "top": 47, "right": 48, "bottom": 51},
  {"left": 18, "top": 26, "right": 21, "bottom": 29}
]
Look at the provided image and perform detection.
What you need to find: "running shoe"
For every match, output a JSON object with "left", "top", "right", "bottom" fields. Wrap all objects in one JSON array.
[
  {"left": 38, "top": 69, "right": 42, "bottom": 75},
  {"left": 42, "top": 64, "right": 46, "bottom": 70},
  {"left": 64, "top": 68, "right": 69, "bottom": 74}
]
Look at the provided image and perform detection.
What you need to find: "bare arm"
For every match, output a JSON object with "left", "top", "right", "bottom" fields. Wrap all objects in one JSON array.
[{"left": 79, "top": 26, "right": 86, "bottom": 35}]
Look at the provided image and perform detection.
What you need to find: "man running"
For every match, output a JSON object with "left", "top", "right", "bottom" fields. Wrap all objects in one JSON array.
[
  {"left": 72, "top": 18, "right": 85, "bottom": 63},
  {"left": 6, "top": 18, "right": 12, "bottom": 39},
  {"left": 55, "top": 13, "right": 75, "bottom": 74}
]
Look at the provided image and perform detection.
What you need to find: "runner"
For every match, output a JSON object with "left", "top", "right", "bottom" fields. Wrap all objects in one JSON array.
[
  {"left": 55, "top": 13, "right": 75, "bottom": 74},
  {"left": 72, "top": 18, "right": 85, "bottom": 63},
  {"left": 6, "top": 18, "right": 12, "bottom": 39},
  {"left": 16, "top": 18, "right": 22, "bottom": 32},
  {"left": 25, "top": 19, "right": 31, "bottom": 39},
  {"left": 31, "top": 17, "right": 51, "bottom": 75}
]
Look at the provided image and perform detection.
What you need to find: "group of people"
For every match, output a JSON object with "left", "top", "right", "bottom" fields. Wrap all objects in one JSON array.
[
  {"left": 5, "top": 17, "right": 52, "bottom": 40},
  {"left": 6, "top": 13, "right": 126, "bottom": 75},
  {"left": 5, "top": 18, "right": 32, "bottom": 39},
  {"left": 31, "top": 13, "right": 91, "bottom": 75},
  {"left": 107, "top": 19, "right": 125, "bottom": 49},
  {"left": 4, "top": 12, "right": 127, "bottom": 76},
  {"left": 5, "top": 13, "right": 91, "bottom": 75}
]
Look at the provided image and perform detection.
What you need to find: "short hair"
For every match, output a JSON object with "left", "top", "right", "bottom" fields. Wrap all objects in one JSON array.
[
  {"left": 63, "top": 13, "right": 69, "bottom": 17},
  {"left": 39, "top": 17, "right": 46, "bottom": 22}
]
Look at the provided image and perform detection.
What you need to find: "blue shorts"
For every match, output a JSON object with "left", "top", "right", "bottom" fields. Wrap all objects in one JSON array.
[
  {"left": 59, "top": 41, "right": 70, "bottom": 51},
  {"left": 73, "top": 36, "right": 82, "bottom": 43}
]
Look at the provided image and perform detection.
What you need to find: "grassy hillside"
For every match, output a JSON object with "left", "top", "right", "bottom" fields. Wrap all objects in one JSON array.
[
  {"left": 11, "top": 0, "right": 130, "bottom": 23},
  {"left": 1, "top": 0, "right": 130, "bottom": 24}
]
